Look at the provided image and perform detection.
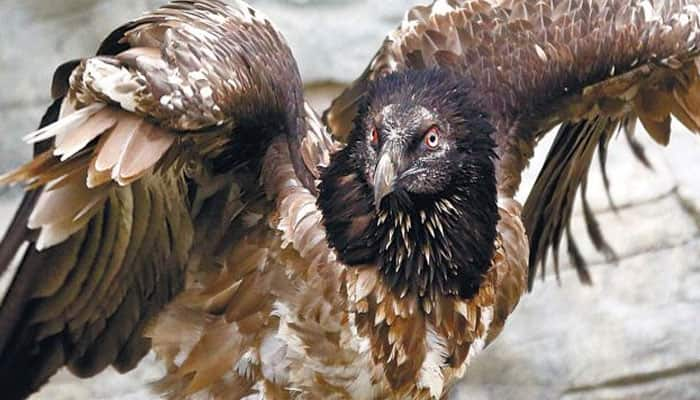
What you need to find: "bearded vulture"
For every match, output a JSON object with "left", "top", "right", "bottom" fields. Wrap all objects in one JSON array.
[{"left": 0, "top": 0, "right": 698, "bottom": 398}]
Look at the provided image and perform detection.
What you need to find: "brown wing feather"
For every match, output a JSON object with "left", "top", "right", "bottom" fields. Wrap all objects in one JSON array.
[
  {"left": 492, "top": 1, "right": 700, "bottom": 287},
  {"left": 0, "top": 1, "right": 323, "bottom": 397},
  {"left": 324, "top": 0, "right": 700, "bottom": 286}
]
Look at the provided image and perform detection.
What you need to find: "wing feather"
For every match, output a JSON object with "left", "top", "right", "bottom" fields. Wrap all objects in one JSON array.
[
  {"left": 92, "top": 111, "right": 144, "bottom": 173},
  {"left": 53, "top": 107, "right": 118, "bottom": 160},
  {"left": 117, "top": 125, "right": 175, "bottom": 182},
  {"left": 0, "top": 0, "right": 326, "bottom": 397}
]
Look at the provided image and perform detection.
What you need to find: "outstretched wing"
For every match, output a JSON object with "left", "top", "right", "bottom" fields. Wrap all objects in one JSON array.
[
  {"left": 324, "top": 0, "right": 700, "bottom": 287},
  {"left": 0, "top": 1, "right": 319, "bottom": 397}
]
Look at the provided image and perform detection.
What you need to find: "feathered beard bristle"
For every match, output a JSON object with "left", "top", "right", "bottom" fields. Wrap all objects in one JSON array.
[{"left": 319, "top": 153, "right": 499, "bottom": 300}]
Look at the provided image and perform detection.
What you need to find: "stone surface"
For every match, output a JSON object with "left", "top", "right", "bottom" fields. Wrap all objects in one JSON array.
[
  {"left": 31, "top": 353, "right": 165, "bottom": 400},
  {"left": 0, "top": 1, "right": 697, "bottom": 399},
  {"left": 663, "top": 122, "right": 700, "bottom": 210},
  {"left": 249, "top": 0, "right": 414, "bottom": 83}
]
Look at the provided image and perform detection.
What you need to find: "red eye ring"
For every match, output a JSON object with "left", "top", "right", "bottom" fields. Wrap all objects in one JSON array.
[
  {"left": 371, "top": 127, "right": 379, "bottom": 145},
  {"left": 424, "top": 126, "right": 440, "bottom": 149}
]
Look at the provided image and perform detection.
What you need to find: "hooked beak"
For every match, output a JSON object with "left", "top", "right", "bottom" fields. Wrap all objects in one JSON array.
[{"left": 374, "top": 152, "right": 397, "bottom": 212}]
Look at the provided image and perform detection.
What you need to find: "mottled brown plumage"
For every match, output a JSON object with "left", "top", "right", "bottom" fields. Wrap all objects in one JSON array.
[{"left": 0, "top": 0, "right": 698, "bottom": 399}]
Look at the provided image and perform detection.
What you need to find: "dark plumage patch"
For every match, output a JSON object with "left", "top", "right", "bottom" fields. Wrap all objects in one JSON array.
[
  {"left": 320, "top": 69, "right": 499, "bottom": 300},
  {"left": 318, "top": 147, "right": 379, "bottom": 265}
]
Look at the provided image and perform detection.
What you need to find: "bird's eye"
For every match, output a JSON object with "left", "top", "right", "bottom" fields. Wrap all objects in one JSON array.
[
  {"left": 424, "top": 126, "right": 440, "bottom": 149},
  {"left": 370, "top": 127, "right": 379, "bottom": 146}
]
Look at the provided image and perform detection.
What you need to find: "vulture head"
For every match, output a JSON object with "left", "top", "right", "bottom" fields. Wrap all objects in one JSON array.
[{"left": 319, "top": 69, "right": 499, "bottom": 300}]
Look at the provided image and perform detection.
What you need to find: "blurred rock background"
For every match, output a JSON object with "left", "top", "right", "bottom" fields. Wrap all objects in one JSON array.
[{"left": 0, "top": 1, "right": 698, "bottom": 399}]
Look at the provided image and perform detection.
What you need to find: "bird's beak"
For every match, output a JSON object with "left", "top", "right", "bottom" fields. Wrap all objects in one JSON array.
[{"left": 374, "top": 151, "right": 397, "bottom": 211}]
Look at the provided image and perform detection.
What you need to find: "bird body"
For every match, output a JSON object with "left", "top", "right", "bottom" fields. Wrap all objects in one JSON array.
[{"left": 0, "top": 0, "right": 698, "bottom": 398}]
